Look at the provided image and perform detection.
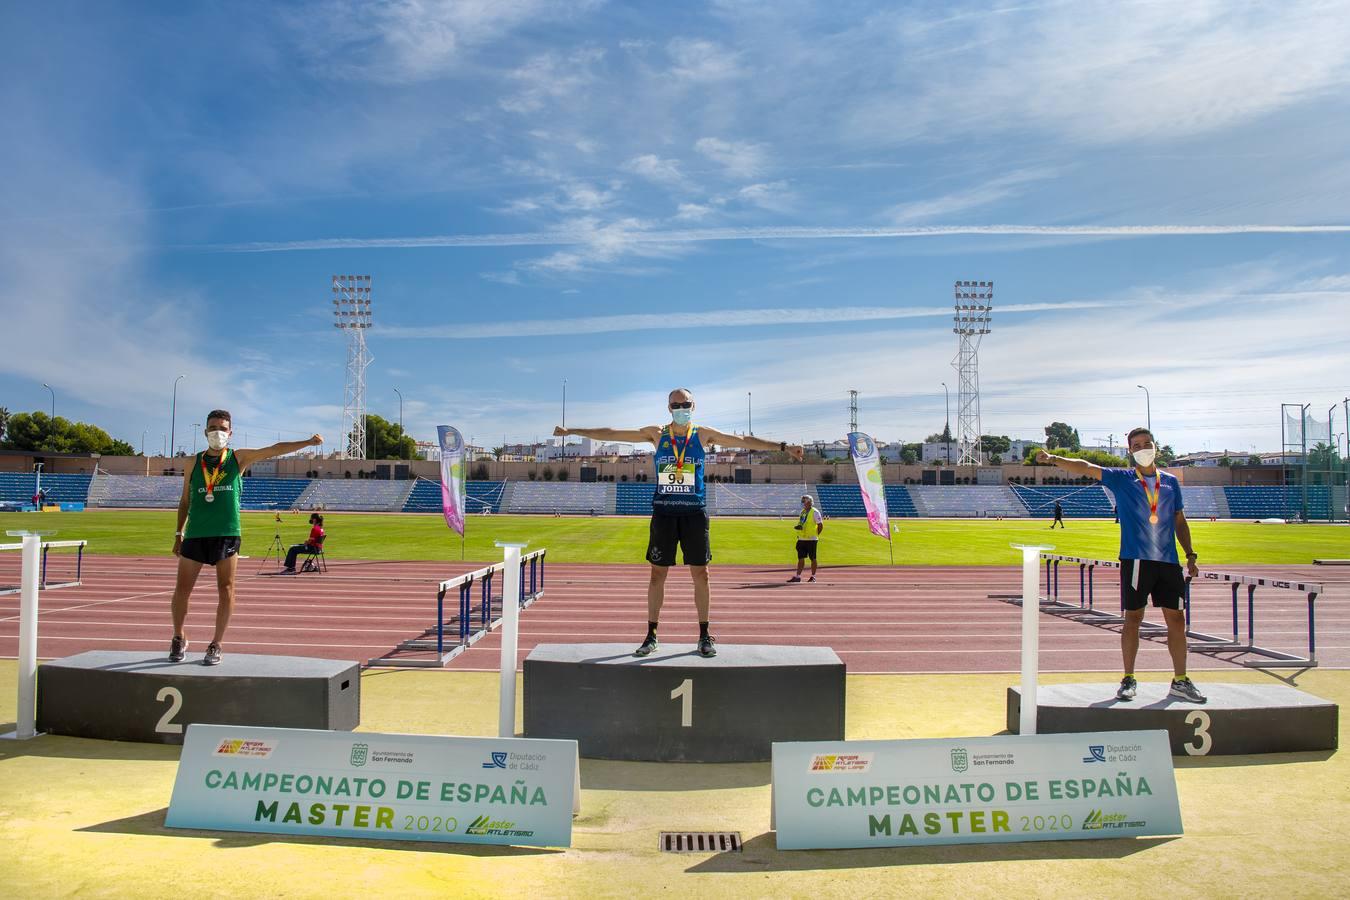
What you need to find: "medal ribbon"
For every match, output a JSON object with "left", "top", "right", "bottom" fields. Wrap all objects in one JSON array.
[
  {"left": 201, "top": 449, "right": 230, "bottom": 499},
  {"left": 1137, "top": 470, "right": 1160, "bottom": 521},
  {"left": 667, "top": 424, "right": 696, "bottom": 474}
]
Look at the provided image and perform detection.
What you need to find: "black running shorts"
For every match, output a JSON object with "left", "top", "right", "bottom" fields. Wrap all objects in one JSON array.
[
  {"left": 795, "top": 539, "right": 818, "bottom": 561},
  {"left": 180, "top": 536, "right": 242, "bottom": 567},
  {"left": 646, "top": 511, "right": 711, "bottom": 567},
  {"left": 1120, "top": 558, "right": 1185, "bottom": 611}
]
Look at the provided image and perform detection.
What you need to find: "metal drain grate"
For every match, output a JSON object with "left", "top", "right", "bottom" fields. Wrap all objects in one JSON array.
[{"left": 659, "top": 831, "right": 742, "bottom": 853}]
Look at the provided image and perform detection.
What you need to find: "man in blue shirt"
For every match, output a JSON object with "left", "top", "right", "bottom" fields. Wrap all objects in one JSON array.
[
  {"left": 557, "top": 388, "right": 803, "bottom": 658},
  {"left": 1037, "top": 427, "right": 1205, "bottom": 703}
]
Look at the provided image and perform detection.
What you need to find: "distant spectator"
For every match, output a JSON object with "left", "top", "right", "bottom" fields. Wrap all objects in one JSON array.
[{"left": 283, "top": 513, "right": 326, "bottom": 573}]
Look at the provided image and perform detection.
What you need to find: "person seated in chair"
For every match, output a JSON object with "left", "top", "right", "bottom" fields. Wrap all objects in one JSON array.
[{"left": 282, "top": 513, "right": 326, "bottom": 573}]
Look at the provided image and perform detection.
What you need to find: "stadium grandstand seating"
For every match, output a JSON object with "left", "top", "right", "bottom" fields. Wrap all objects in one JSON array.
[
  {"left": 1223, "top": 485, "right": 1331, "bottom": 520},
  {"left": 240, "top": 477, "right": 310, "bottom": 511},
  {"left": 506, "top": 481, "right": 611, "bottom": 515},
  {"left": 707, "top": 483, "right": 815, "bottom": 516},
  {"left": 401, "top": 479, "right": 507, "bottom": 514},
  {"left": 88, "top": 474, "right": 182, "bottom": 508},
  {"left": 883, "top": 485, "right": 919, "bottom": 518},
  {"left": 908, "top": 485, "right": 1027, "bottom": 517},
  {"left": 297, "top": 479, "right": 411, "bottom": 512},
  {"left": 813, "top": 483, "right": 866, "bottom": 517},
  {"left": 615, "top": 482, "right": 657, "bottom": 515},
  {"left": 1011, "top": 484, "right": 1114, "bottom": 517},
  {"left": 0, "top": 472, "right": 91, "bottom": 505},
  {"left": 1174, "top": 484, "right": 1229, "bottom": 519}
]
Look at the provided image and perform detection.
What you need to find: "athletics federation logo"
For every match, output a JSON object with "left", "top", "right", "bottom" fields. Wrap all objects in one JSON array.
[
  {"left": 482, "top": 751, "right": 509, "bottom": 769},
  {"left": 950, "top": 748, "right": 969, "bottom": 773},
  {"left": 350, "top": 743, "right": 369, "bottom": 767},
  {"left": 1082, "top": 745, "right": 1107, "bottom": 764}
]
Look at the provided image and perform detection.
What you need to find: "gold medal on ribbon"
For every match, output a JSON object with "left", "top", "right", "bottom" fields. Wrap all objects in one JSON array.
[
  {"left": 1137, "top": 471, "right": 1161, "bottom": 525},
  {"left": 201, "top": 449, "right": 230, "bottom": 504}
]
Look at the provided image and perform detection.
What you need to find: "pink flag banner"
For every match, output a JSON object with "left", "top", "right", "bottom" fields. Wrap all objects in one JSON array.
[
  {"left": 437, "top": 425, "right": 466, "bottom": 537},
  {"left": 849, "top": 431, "right": 891, "bottom": 538}
]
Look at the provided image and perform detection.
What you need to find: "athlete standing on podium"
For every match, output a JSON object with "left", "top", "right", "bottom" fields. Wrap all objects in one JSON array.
[
  {"left": 556, "top": 388, "right": 803, "bottom": 658},
  {"left": 169, "top": 409, "right": 322, "bottom": 666},
  {"left": 1037, "top": 427, "right": 1206, "bottom": 703}
]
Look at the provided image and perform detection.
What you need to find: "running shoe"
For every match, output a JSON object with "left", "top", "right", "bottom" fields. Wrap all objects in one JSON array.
[
  {"left": 203, "top": 642, "right": 222, "bottom": 667},
  {"left": 169, "top": 635, "right": 188, "bottom": 663},
  {"left": 634, "top": 635, "right": 658, "bottom": 657},
  {"left": 787, "top": 575, "right": 802, "bottom": 583},
  {"left": 1116, "top": 675, "right": 1137, "bottom": 701},
  {"left": 1169, "top": 677, "right": 1207, "bottom": 704},
  {"left": 698, "top": 634, "right": 717, "bottom": 658},
  {"left": 807, "top": 576, "right": 816, "bottom": 583}
]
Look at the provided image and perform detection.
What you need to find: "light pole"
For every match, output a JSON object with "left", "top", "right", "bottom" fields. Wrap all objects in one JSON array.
[
  {"left": 941, "top": 382, "right": 951, "bottom": 464},
  {"left": 1137, "top": 384, "right": 1151, "bottom": 432},
  {"left": 41, "top": 383, "right": 54, "bottom": 420},
  {"left": 170, "top": 374, "right": 184, "bottom": 459},
  {"left": 192, "top": 423, "right": 201, "bottom": 455},
  {"left": 393, "top": 388, "right": 404, "bottom": 459},
  {"left": 141, "top": 431, "right": 147, "bottom": 456},
  {"left": 561, "top": 380, "right": 566, "bottom": 459}
]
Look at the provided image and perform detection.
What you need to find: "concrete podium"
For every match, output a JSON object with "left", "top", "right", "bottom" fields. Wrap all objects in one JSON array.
[
  {"left": 36, "top": 651, "right": 360, "bottom": 745},
  {"left": 523, "top": 643, "right": 845, "bottom": 762},
  {"left": 1008, "top": 682, "right": 1337, "bottom": 756}
]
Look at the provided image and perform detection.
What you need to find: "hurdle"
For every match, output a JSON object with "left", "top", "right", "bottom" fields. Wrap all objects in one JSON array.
[
  {"left": 0, "top": 539, "right": 87, "bottom": 595},
  {"left": 368, "top": 548, "right": 546, "bottom": 667},
  {"left": 1021, "top": 553, "right": 1321, "bottom": 668}
]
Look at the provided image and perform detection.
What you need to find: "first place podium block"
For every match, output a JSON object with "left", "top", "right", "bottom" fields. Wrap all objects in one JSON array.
[
  {"left": 37, "top": 651, "right": 360, "bottom": 745},
  {"left": 524, "top": 643, "right": 845, "bottom": 762}
]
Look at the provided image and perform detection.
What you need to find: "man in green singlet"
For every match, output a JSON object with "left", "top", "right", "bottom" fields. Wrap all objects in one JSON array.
[{"left": 169, "top": 409, "right": 322, "bottom": 665}]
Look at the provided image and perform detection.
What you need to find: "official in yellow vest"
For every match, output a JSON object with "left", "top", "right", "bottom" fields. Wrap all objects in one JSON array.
[{"left": 787, "top": 494, "right": 825, "bottom": 583}]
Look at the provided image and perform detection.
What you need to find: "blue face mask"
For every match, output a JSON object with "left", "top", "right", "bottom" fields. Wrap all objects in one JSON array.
[{"left": 671, "top": 408, "right": 693, "bottom": 426}]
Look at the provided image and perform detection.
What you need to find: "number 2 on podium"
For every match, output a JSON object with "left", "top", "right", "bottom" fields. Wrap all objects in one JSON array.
[{"left": 670, "top": 678, "right": 693, "bottom": 728}]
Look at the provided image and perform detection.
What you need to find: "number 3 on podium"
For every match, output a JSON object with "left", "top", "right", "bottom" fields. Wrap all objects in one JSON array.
[{"left": 670, "top": 679, "right": 693, "bottom": 728}]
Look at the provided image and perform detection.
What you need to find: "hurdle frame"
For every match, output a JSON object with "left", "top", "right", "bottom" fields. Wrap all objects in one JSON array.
[
  {"left": 0, "top": 539, "right": 87, "bottom": 595},
  {"left": 1026, "top": 553, "right": 1320, "bottom": 668},
  {"left": 368, "top": 549, "right": 546, "bottom": 667}
]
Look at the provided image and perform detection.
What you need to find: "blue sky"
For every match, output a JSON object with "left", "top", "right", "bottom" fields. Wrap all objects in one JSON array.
[{"left": 2, "top": 0, "right": 1348, "bottom": 456}]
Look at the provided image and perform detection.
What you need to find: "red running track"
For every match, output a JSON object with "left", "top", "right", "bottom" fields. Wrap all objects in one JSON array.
[{"left": 0, "top": 556, "right": 1345, "bottom": 674}]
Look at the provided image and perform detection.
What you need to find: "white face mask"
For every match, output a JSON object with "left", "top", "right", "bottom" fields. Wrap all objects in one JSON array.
[
  {"left": 1132, "top": 447, "right": 1157, "bottom": 467},
  {"left": 206, "top": 430, "right": 230, "bottom": 451},
  {"left": 671, "top": 408, "right": 693, "bottom": 426}
]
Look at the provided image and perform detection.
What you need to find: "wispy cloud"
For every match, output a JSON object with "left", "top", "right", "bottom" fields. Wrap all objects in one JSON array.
[
  {"left": 887, "top": 168, "right": 1056, "bottom": 223},
  {"left": 623, "top": 154, "right": 687, "bottom": 188},
  {"left": 694, "top": 137, "right": 766, "bottom": 178},
  {"left": 667, "top": 38, "right": 741, "bottom": 82},
  {"left": 206, "top": 222, "right": 1350, "bottom": 253},
  {"left": 380, "top": 300, "right": 1119, "bottom": 340}
]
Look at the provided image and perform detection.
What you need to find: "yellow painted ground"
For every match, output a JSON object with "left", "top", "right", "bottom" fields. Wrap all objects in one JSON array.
[{"left": 0, "top": 663, "right": 1344, "bottom": 899}]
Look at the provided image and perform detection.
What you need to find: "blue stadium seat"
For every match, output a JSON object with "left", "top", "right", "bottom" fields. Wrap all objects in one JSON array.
[
  {"left": 1012, "top": 484, "right": 1114, "bottom": 517},
  {"left": 0, "top": 472, "right": 92, "bottom": 504}
]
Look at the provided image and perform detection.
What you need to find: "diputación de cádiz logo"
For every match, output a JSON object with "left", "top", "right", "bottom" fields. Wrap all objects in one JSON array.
[
  {"left": 482, "top": 751, "right": 509, "bottom": 769},
  {"left": 350, "top": 743, "right": 369, "bottom": 767},
  {"left": 1082, "top": 745, "right": 1107, "bottom": 763}
]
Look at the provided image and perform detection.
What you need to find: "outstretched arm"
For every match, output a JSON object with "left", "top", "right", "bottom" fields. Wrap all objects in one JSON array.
[
  {"left": 1034, "top": 448, "right": 1103, "bottom": 481},
  {"left": 236, "top": 435, "right": 323, "bottom": 470},
  {"left": 554, "top": 425, "right": 661, "bottom": 446},
  {"left": 698, "top": 425, "right": 804, "bottom": 461}
]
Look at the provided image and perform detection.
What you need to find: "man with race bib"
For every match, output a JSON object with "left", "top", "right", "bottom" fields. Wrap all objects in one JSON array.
[{"left": 556, "top": 388, "right": 803, "bottom": 657}]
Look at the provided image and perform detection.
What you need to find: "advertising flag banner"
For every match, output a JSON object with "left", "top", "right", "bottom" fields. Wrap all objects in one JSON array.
[
  {"left": 437, "top": 425, "right": 466, "bottom": 536},
  {"left": 849, "top": 431, "right": 890, "bottom": 538}
]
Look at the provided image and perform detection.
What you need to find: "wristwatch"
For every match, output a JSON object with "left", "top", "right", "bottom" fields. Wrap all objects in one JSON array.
[{"left": 1185, "top": 552, "right": 1198, "bottom": 561}]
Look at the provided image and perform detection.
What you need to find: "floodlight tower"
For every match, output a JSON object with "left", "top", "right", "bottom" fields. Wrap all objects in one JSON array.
[
  {"left": 333, "top": 274, "right": 373, "bottom": 459},
  {"left": 849, "top": 390, "right": 859, "bottom": 433},
  {"left": 952, "top": 280, "right": 993, "bottom": 466}
]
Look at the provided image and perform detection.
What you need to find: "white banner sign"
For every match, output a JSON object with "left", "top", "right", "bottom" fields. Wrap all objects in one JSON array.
[
  {"left": 167, "top": 724, "right": 579, "bottom": 847},
  {"left": 773, "top": 730, "right": 1181, "bottom": 849}
]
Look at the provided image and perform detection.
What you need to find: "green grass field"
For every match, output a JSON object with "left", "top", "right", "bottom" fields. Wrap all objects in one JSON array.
[{"left": 2, "top": 510, "right": 1344, "bottom": 566}]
